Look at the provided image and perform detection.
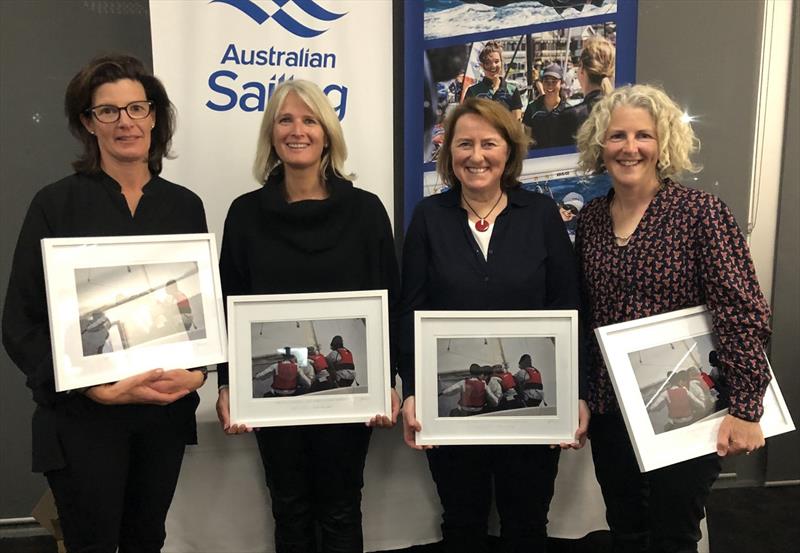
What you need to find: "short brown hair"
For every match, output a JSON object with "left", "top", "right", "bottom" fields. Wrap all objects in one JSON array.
[
  {"left": 436, "top": 98, "right": 528, "bottom": 191},
  {"left": 478, "top": 41, "right": 504, "bottom": 64},
  {"left": 64, "top": 54, "right": 176, "bottom": 175}
]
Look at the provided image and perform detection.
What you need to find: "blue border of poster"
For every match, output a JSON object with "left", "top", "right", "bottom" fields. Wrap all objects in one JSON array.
[{"left": 404, "top": 0, "right": 638, "bottom": 229}]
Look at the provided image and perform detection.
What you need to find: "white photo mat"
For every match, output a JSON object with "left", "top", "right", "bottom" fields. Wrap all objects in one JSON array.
[
  {"left": 42, "top": 233, "right": 227, "bottom": 391},
  {"left": 595, "top": 305, "right": 795, "bottom": 472},
  {"left": 415, "top": 310, "right": 579, "bottom": 446},
  {"left": 228, "top": 290, "right": 391, "bottom": 428}
]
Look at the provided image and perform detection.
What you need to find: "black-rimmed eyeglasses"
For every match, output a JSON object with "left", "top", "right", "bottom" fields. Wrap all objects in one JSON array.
[{"left": 84, "top": 101, "right": 153, "bottom": 124}]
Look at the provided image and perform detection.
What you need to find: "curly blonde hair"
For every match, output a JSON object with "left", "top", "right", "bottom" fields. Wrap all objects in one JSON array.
[{"left": 576, "top": 84, "right": 701, "bottom": 179}]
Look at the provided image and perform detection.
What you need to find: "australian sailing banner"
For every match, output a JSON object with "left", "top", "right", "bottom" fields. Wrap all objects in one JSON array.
[{"left": 150, "top": 0, "right": 395, "bottom": 240}]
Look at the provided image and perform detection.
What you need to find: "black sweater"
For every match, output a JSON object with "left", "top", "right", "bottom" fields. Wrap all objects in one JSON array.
[{"left": 217, "top": 170, "right": 400, "bottom": 386}]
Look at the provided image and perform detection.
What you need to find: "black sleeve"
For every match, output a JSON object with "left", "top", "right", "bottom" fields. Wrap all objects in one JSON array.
[
  {"left": 216, "top": 198, "right": 251, "bottom": 387},
  {"left": 397, "top": 205, "right": 430, "bottom": 398},
  {"left": 510, "top": 86, "right": 523, "bottom": 111},
  {"left": 2, "top": 191, "right": 59, "bottom": 405},
  {"left": 541, "top": 199, "right": 587, "bottom": 399}
]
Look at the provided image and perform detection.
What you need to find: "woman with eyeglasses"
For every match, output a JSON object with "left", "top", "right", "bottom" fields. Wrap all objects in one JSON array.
[{"left": 2, "top": 54, "right": 208, "bottom": 553}]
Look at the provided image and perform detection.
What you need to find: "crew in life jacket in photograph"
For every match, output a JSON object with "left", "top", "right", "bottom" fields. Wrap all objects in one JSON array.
[
  {"left": 514, "top": 354, "right": 545, "bottom": 407},
  {"left": 326, "top": 335, "right": 357, "bottom": 388},
  {"left": 255, "top": 347, "right": 311, "bottom": 397},
  {"left": 487, "top": 364, "right": 525, "bottom": 412},
  {"left": 647, "top": 370, "right": 706, "bottom": 432},
  {"left": 440, "top": 363, "right": 490, "bottom": 417},
  {"left": 307, "top": 345, "right": 335, "bottom": 392}
]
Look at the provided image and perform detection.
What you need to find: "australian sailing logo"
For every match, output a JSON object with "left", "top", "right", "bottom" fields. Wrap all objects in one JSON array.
[{"left": 209, "top": 0, "right": 346, "bottom": 38}]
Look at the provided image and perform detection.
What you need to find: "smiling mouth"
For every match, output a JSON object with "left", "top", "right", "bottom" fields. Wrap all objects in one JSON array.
[
  {"left": 466, "top": 167, "right": 489, "bottom": 174},
  {"left": 286, "top": 143, "right": 309, "bottom": 149},
  {"left": 617, "top": 160, "right": 643, "bottom": 166}
]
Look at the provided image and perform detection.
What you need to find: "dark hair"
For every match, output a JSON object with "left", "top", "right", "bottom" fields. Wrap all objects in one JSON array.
[
  {"left": 436, "top": 98, "right": 527, "bottom": 191},
  {"left": 478, "top": 41, "right": 503, "bottom": 64},
  {"left": 64, "top": 54, "right": 176, "bottom": 175},
  {"left": 330, "top": 335, "right": 344, "bottom": 349}
]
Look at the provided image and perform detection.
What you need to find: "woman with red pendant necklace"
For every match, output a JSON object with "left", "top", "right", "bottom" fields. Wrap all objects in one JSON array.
[{"left": 398, "top": 97, "right": 588, "bottom": 553}]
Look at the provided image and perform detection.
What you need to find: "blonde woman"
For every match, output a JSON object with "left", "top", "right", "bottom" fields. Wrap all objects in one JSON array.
[
  {"left": 215, "top": 79, "right": 400, "bottom": 553},
  {"left": 575, "top": 84, "right": 770, "bottom": 552}
]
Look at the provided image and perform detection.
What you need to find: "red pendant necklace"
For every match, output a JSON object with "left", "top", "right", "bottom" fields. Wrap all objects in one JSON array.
[{"left": 462, "top": 190, "right": 503, "bottom": 232}]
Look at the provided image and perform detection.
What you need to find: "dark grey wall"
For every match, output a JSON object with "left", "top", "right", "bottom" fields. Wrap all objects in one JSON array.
[
  {"left": 766, "top": 8, "right": 799, "bottom": 484},
  {"left": 0, "top": 0, "right": 152, "bottom": 518},
  {"left": 636, "top": 0, "right": 763, "bottom": 224}
]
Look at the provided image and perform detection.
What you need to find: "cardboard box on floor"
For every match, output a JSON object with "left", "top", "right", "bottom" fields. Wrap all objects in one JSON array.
[{"left": 31, "top": 489, "right": 65, "bottom": 553}]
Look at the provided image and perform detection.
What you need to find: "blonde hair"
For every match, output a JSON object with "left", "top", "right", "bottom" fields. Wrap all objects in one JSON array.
[
  {"left": 436, "top": 98, "right": 528, "bottom": 190},
  {"left": 579, "top": 36, "right": 615, "bottom": 95},
  {"left": 576, "top": 84, "right": 701, "bottom": 179},
  {"left": 252, "top": 79, "right": 354, "bottom": 184}
]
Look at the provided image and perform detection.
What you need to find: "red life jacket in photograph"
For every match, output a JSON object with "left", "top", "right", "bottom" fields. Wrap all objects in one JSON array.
[
  {"left": 335, "top": 348, "right": 355, "bottom": 370},
  {"left": 700, "top": 373, "right": 715, "bottom": 390},
  {"left": 500, "top": 372, "right": 516, "bottom": 392},
  {"left": 524, "top": 367, "right": 542, "bottom": 389},
  {"left": 667, "top": 386, "right": 691, "bottom": 419},
  {"left": 460, "top": 378, "right": 486, "bottom": 408},
  {"left": 272, "top": 360, "right": 298, "bottom": 391},
  {"left": 309, "top": 354, "right": 329, "bottom": 374}
]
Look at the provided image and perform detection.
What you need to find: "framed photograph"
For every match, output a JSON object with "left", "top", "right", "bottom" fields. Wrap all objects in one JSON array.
[
  {"left": 595, "top": 305, "right": 795, "bottom": 472},
  {"left": 41, "top": 233, "right": 227, "bottom": 392},
  {"left": 227, "top": 290, "right": 391, "bottom": 428},
  {"left": 414, "top": 310, "right": 578, "bottom": 446}
]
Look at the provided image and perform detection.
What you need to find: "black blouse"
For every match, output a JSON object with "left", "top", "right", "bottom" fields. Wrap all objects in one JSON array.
[{"left": 397, "top": 186, "right": 582, "bottom": 398}]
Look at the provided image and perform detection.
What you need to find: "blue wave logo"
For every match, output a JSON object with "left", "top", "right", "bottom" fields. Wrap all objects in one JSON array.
[{"left": 210, "top": 0, "right": 346, "bottom": 37}]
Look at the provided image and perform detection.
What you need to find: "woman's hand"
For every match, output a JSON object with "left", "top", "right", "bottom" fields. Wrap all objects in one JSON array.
[
  {"left": 215, "top": 387, "right": 251, "bottom": 435},
  {"left": 401, "top": 396, "right": 431, "bottom": 450},
  {"left": 716, "top": 414, "right": 764, "bottom": 456},
  {"left": 560, "top": 399, "right": 590, "bottom": 450},
  {"left": 147, "top": 369, "right": 205, "bottom": 395},
  {"left": 367, "top": 388, "right": 401, "bottom": 428},
  {"left": 83, "top": 369, "right": 189, "bottom": 406}
]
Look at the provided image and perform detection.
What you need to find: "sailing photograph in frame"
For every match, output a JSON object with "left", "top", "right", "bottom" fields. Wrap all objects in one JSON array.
[
  {"left": 628, "top": 334, "right": 726, "bottom": 436},
  {"left": 436, "top": 336, "right": 557, "bottom": 417},
  {"left": 250, "top": 318, "right": 368, "bottom": 399},
  {"left": 74, "top": 261, "right": 206, "bottom": 357}
]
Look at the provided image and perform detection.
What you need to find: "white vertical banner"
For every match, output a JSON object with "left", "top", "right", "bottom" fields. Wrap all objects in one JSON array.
[{"left": 150, "top": 0, "right": 395, "bottom": 244}]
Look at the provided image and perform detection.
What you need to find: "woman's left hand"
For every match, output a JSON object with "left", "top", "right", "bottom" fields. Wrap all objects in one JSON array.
[
  {"left": 367, "top": 388, "right": 401, "bottom": 428},
  {"left": 147, "top": 369, "right": 205, "bottom": 395},
  {"left": 716, "top": 414, "right": 764, "bottom": 456},
  {"left": 559, "top": 399, "right": 590, "bottom": 450}
]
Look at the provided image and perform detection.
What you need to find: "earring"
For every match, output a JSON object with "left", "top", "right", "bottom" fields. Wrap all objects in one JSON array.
[
  {"left": 151, "top": 124, "right": 155, "bottom": 129},
  {"left": 89, "top": 130, "right": 95, "bottom": 135}
]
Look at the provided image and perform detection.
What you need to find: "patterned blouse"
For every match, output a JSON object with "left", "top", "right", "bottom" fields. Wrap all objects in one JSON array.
[{"left": 575, "top": 179, "right": 771, "bottom": 421}]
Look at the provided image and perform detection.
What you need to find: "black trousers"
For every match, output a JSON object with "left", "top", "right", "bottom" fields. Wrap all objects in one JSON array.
[
  {"left": 255, "top": 423, "right": 372, "bottom": 553},
  {"left": 45, "top": 404, "right": 191, "bottom": 553},
  {"left": 426, "top": 444, "right": 560, "bottom": 553},
  {"left": 589, "top": 411, "right": 722, "bottom": 553}
]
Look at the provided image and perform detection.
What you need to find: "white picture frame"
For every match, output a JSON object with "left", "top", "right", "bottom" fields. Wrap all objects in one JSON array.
[
  {"left": 227, "top": 290, "right": 391, "bottom": 428},
  {"left": 414, "top": 310, "right": 579, "bottom": 446},
  {"left": 41, "top": 233, "right": 227, "bottom": 391},
  {"left": 595, "top": 305, "right": 795, "bottom": 472}
]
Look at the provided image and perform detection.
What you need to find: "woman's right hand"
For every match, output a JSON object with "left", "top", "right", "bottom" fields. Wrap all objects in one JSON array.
[
  {"left": 401, "top": 396, "right": 430, "bottom": 450},
  {"left": 216, "top": 387, "right": 251, "bottom": 435},
  {"left": 83, "top": 369, "right": 189, "bottom": 406}
]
